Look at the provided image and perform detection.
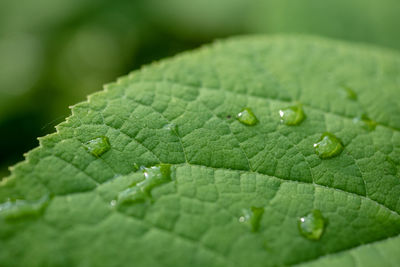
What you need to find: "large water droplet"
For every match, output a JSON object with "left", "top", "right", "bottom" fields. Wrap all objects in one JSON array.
[
  {"left": 84, "top": 136, "right": 110, "bottom": 157},
  {"left": 298, "top": 210, "right": 325, "bottom": 240},
  {"left": 116, "top": 164, "right": 172, "bottom": 206},
  {"left": 239, "top": 206, "right": 264, "bottom": 232},
  {"left": 237, "top": 108, "right": 258, "bottom": 126},
  {"left": 279, "top": 104, "right": 305, "bottom": 126},
  {"left": 314, "top": 132, "right": 344, "bottom": 159},
  {"left": 0, "top": 195, "right": 49, "bottom": 220},
  {"left": 353, "top": 114, "right": 377, "bottom": 131}
]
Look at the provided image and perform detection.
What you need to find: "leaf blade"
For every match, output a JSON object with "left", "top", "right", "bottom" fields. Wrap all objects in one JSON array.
[{"left": 1, "top": 35, "right": 400, "bottom": 266}]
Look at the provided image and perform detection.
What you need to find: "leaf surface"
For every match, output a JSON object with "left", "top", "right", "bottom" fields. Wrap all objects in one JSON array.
[{"left": 1, "top": 35, "right": 400, "bottom": 266}]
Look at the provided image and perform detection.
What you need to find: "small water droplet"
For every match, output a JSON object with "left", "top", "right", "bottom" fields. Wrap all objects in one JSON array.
[
  {"left": 163, "top": 123, "right": 178, "bottom": 134},
  {"left": 314, "top": 132, "right": 344, "bottom": 159},
  {"left": 279, "top": 104, "right": 305, "bottom": 126},
  {"left": 353, "top": 114, "right": 377, "bottom": 131},
  {"left": 117, "top": 164, "right": 172, "bottom": 206},
  {"left": 0, "top": 195, "right": 49, "bottom": 220},
  {"left": 84, "top": 136, "right": 110, "bottom": 157},
  {"left": 110, "top": 200, "right": 117, "bottom": 207},
  {"left": 298, "top": 210, "right": 325, "bottom": 240},
  {"left": 239, "top": 206, "right": 264, "bottom": 232},
  {"left": 340, "top": 87, "right": 358, "bottom": 101},
  {"left": 236, "top": 108, "right": 258, "bottom": 126}
]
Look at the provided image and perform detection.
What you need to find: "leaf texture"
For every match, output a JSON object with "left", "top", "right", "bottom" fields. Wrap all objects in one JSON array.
[{"left": 1, "top": 35, "right": 400, "bottom": 266}]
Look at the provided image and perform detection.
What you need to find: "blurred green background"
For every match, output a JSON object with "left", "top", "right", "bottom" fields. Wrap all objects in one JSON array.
[{"left": 1, "top": 0, "right": 399, "bottom": 177}]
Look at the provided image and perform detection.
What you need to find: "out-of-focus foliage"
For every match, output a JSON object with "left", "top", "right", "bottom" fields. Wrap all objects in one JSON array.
[
  {"left": 0, "top": 0, "right": 202, "bottom": 176},
  {"left": 144, "top": 0, "right": 400, "bottom": 49},
  {"left": 0, "top": 0, "right": 399, "bottom": 176}
]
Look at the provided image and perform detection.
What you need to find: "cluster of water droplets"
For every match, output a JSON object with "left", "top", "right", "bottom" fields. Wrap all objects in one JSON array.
[
  {"left": 75, "top": 86, "right": 376, "bottom": 240},
  {"left": 232, "top": 87, "right": 377, "bottom": 239},
  {"left": 1, "top": 86, "right": 377, "bottom": 243}
]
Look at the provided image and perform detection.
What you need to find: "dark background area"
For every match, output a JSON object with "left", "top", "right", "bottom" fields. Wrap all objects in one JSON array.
[{"left": 1, "top": 0, "right": 399, "bottom": 177}]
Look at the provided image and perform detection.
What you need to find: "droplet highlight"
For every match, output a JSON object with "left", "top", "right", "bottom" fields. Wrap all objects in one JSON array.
[
  {"left": 298, "top": 210, "right": 325, "bottom": 240},
  {"left": 314, "top": 132, "right": 344, "bottom": 159},
  {"left": 0, "top": 195, "right": 49, "bottom": 220},
  {"left": 239, "top": 206, "right": 264, "bottom": 232},
  {"left": 116, "top": 164, "right": 172, "bottom": 206},
  {"left": 237, "top": 108, "right": 258, "bottom": 126},
  {"left": 279, "top": 104, "right": 305, "bottom": 126},
  {"left": 353, "top": 114, "right": 377, "bottom": 131},
  {"left": 84, "top": 136, "right": 110, "bottom": 157}
]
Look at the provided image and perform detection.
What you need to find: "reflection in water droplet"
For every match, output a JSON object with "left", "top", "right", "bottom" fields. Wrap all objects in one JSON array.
[
  {"left": 239, "top": 206, "right": 264, "bottom": 232},
  {"left": 0, "top": 195, "right": 49, "bottom": 220},
  {"left": 314, "top": 132, "right": 344, "bottom": 159},
  {"left": 353, "top": 114, "right": 377, "bottom": 131},
  {"left": 84, "top": 136, "right": 110, "bottom": 157},
  {"left": 279, "top": 104, "right": 305, "bottom": 126},
  {"left": 298, "top": 210, "right": 325, "bottom": 240},
  {"left": 237, "top": 108, "right": 258, "bottom": 126},
  {"left": 117, "top": 164, "right": 172, "bottom": 206}
]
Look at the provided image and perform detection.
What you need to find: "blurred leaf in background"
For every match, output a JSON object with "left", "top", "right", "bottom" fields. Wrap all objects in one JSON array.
[
  {"left": 0, "top": 0, "right": 399, "bottom": 177},
  {"left": 0, "top": 0, "right": 203, "bottom": 177},
  {"left": 143, "top": 0, "right": 400, "bottom": 50}
]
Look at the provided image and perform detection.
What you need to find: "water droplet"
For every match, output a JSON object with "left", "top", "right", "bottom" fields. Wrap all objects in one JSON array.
[
  {"left": 84, "top": 136, "right": 110, "bottom": 157},
  {"left": 341, "top": 87, "right": 357, "bottom": 101},
  {"left": 163, "top": 123, "right": 178, "bottom": 134},
  {"left": 279, "top": 104, "right": 305, "bottom": 126},
  {"left": 117, "top": 187, "right": 148, "bottom": 204},
  {"left": 142, "top": 164, "right": 172, "bottom": 190},
  {"left": 353, "top": 114, "right": 377, "bottom": 131},
  {"left": 239, "top": 206, "right": 264, "bottom": 232},
  {"left": 314, "top": 132, "right": 344, "bottom": 159},
  {"left": 0, "top": 195, "right": 49, "bottom": 220},
  {"left": 237, "top": 108, "right": 258, "bottom": 126},
  {"left": 117, "top": 164, "right": 172, "bottom": 206},
  {"left": 298, "top": 210, "right": 325, "bottom": 240}
]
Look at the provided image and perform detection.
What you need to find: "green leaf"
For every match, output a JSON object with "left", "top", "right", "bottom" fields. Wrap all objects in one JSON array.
[{"left": 1, "top": 35, "right": 400, "bottom": 266}]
